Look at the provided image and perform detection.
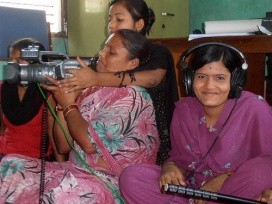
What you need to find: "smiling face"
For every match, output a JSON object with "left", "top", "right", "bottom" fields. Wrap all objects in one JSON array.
[
  {"left": 108, "top": 3, "right": 143, "bottom": 35},
  {"left": 193, "top": 60, "right": 231, "bottom": 111},
  {"left": 96, "top": 32, "right": 138, "bottom": 73}
]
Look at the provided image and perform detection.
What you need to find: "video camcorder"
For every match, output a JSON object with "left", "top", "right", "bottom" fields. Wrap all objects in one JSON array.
[{"left": 6, "top": 45, "right": 97, "bottom": 85}]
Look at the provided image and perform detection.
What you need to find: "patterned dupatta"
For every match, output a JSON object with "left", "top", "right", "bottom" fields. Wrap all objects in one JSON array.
[
  {"left": 88, "top": 126, "right": 123, "bottom": 176},
  {"left": 75, "top": 86, "right": 159, "bottom": 177}
]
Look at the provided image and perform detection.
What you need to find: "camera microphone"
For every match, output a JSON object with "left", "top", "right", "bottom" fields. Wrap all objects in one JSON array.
[{"left": 164, "top": 184, "right": 266, "bottom": 204}]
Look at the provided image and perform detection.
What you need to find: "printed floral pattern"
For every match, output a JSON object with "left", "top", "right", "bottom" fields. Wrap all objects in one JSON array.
[{"left": 0, "top": 86, "right": 159, "bottom": 203}]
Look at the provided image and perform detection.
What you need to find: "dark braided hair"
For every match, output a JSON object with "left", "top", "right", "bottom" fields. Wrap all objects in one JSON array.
[{"left": 109, "top": 0, "right": 155, "bottom": 36}]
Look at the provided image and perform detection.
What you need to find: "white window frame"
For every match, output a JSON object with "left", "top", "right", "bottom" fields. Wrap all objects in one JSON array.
[{"left": 0, "top": 0, "right": 67, "bottom": 36}]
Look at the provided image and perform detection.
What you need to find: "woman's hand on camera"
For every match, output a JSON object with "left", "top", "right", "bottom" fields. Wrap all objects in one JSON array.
[
  {"left": 40, "top": 76, "right": 77, "bottom": 108},
  {"left": 58, "top": 57, "right": 98, "bottom": 92}
]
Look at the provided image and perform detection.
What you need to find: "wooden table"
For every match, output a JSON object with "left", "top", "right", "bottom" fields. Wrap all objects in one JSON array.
[{"left": 152, "top": 35, "right": 272, "bottom": 102}]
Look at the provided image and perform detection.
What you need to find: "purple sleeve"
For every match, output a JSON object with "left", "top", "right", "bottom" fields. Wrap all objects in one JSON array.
[{"left": 166, "top": 99, "right": 200, "bottom": 169}]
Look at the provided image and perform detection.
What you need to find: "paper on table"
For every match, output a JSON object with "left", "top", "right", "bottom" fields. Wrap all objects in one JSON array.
[
  {"left": 188, "top": 32, "right": 254, "bottom": 41},
  {"left": 204, "top": 19, "right": 262, "bottom": 34}
]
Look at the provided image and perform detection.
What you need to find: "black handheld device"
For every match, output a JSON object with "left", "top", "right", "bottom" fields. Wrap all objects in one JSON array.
[{"left": 164, "top": 184, "right": 266, "bottom": 204}]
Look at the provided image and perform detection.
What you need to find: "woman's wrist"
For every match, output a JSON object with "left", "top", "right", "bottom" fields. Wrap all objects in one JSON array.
[
  {"left": 90, "top": 71, "right": 100, "bottom": 86},
  {"left": 63, "top": 104, "right": 79, "bottom": 119},
  {"left": 55, "top": 103, "right": 75, "bottom": 112},
  {"left": 162, "top": 161, "right": 186, "bottom": 175},
  {"left": 162, "top": 161, "right": 176, "bottom": 169}
]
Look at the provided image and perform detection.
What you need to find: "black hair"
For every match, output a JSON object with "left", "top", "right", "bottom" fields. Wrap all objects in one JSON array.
[
  {"left": 116, "top": 29, "right": 151, "bottom": 65},
  {"left": 109, "top": 0, "right": 155, "bottom": 36},
  {"left": 189, "top": 44, "right": 243, "bottom": 73}
]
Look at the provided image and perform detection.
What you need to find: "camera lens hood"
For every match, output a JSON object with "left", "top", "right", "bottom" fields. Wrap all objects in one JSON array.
[{"left": 5, "top": 62, "right": 20, "bottom": 84}]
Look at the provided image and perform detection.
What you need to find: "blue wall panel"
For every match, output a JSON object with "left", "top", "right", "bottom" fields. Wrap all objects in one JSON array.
[{"left": 0, "top": 6, "right": 49, "bottom": 58}]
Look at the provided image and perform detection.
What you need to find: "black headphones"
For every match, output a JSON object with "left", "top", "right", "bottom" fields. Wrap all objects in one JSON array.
[{"left": 179, "top": 42, "right": 248, "bottom": 98}]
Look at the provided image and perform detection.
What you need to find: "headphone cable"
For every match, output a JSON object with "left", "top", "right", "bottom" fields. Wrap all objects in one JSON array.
[{"left": 179, "top": 98, "right": 238, "bottom": 183}]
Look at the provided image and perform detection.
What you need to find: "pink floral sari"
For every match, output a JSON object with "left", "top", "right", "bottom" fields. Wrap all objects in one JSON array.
[{"left": 0, "top": 86, "right": 159, "bottom": 203}]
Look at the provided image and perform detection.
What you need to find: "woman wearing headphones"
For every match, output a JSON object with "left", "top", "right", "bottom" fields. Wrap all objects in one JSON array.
[{"left": 119, "top": 43, "right": 272, "bottom": 204}]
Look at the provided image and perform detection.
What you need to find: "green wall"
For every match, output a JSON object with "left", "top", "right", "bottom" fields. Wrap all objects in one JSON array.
[
  {"left": 0, "top": 61, "right": 7, "bottom": 80},
  {"left": 68, "top": 0, "right": 272, "bottom": 56},
  {"left": 67, "top": 0, "right": 189, "bottom": 57},
  {"left": 189, "top": 0, "right": 272, "bottom": 33},
  {"left": 67, "top": 0, "right": 110, "bottom": 57},
  {"left": 52, "top": 37, "right": 68, "bottom": 54}
]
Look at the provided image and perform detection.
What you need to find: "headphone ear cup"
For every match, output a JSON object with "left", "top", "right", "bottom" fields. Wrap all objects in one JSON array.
[
  {"left": 183, "top": 63, "right": 194, "bottom": 96},
  {"left": 230, "top": 67, "right": 246, "bottom": 98}
]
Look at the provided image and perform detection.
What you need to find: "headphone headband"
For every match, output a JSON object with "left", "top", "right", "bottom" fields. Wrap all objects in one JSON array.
[{"left": 180, "top": 42, "right": 248, "bottom": 70}]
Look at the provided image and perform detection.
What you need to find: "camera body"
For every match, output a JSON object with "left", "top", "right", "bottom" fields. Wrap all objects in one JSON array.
[{"left": 6, "top": 45, "right": 97, "bottom": 85}]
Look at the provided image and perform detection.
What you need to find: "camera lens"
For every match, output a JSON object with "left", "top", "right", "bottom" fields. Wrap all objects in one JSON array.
[{"left": 20, "top": 64, "right": 55, "bottom": 84}]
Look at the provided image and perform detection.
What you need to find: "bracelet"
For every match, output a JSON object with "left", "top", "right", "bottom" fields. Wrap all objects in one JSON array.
[
  {"left": 114, "top": 71, "right": 126, "bottom": 87},
  {"left": 128, "top": 71, "right": 136, "bottom": 83},
  {"left": 63, "top": 104, "right": 78, "bottom": 119}
]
